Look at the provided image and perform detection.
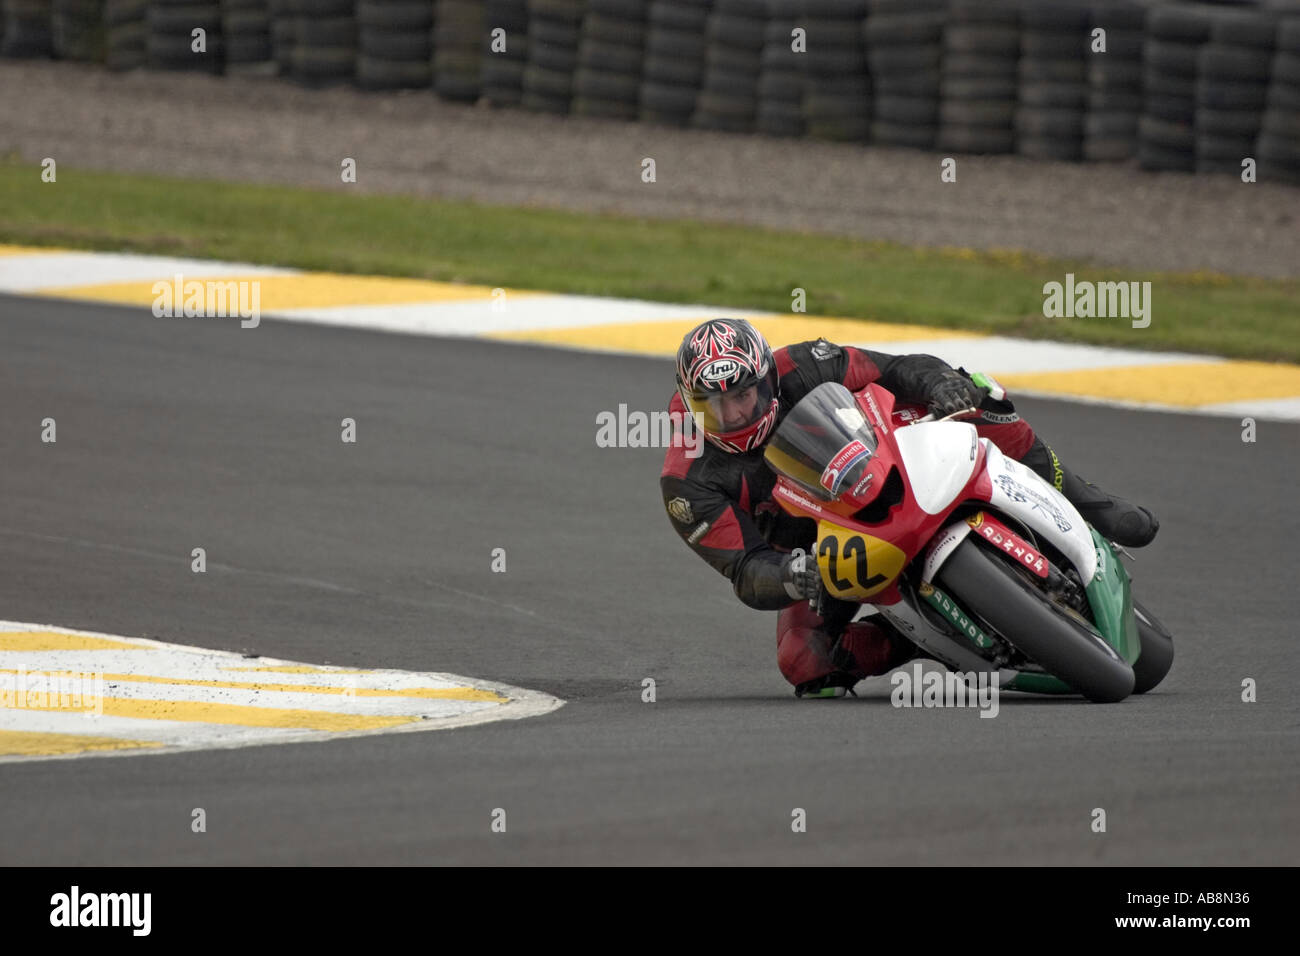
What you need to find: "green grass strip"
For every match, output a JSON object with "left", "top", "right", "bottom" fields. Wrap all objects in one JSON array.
[{"left": 1, "top": 159, "right": 1296, "bottom": 362}]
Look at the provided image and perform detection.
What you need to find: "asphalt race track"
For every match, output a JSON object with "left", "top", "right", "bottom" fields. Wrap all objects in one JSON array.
[{"left": 0, "top": 293, "right": 1296, "bottom": 865}]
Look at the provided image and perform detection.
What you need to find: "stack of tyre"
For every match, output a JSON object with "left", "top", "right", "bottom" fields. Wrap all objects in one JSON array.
[
  {"left": 692, "top": 0, "right": 766, "bottom": 133},
  {"left": 52, "top": 0, "right": 106, "bottom": 61},
  {"left": 573, "top": 0, "right": 647, "bottom": 119},
  {"left": 482, "top": 0, "right": 528, "bottom": 104},
  {"left": 147, "top": 0, "right": 223, "bottom": 72},
  {"left": 1015, "top": 1, "right": 1089, "bottom": 161},
  {"left": 105, "top": 0, "right": 146, "bottom": 68},
  {"left": 268, "top": 0, "right": 291, "bottom": 71},
  {"left": 220, "top": 0, "right": 274, "bottom": 75},
  {"left": 756, "top": 0, "right": 804, "bottom": 138},
  {"left": 2, "top": 0, "right": 54, "bottom": 57},
  {"left": 1139, "top": 2, "right": 1216, "bottom": 172},
  {"left": 522, "top": 0, "right": 584, "bottom": 113},
  {"left": 638, "top": 0, "right": 707, "bottom": 126},
  {"left": 800, "top": 0, "right": 869, "bottom": 142},
  {"left": 1260, "top": 17, "right": 1300, "bottom": 184},
  {"left": 286, "top": 0, "right": 356, "bottom": 86},
  {"left": 863, "top": 0, "right": 944, "bottom": 150},
  {"left": 1083, "top": 0, "right": 1146, "bottom": 162},
  {"left": 937, "top": 0, "right": 1020, "bottom": 154},
  {"left": 434, "top": 0, "right": 484, "bottom": 101},
  {"left": 1195, "top": 7, "right": 1280, "bottom": 176},
  {"left": 354, "top": 0, "right": 432, "bottom": 89}
]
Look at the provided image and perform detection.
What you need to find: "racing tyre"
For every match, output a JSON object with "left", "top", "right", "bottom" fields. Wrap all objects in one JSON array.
[
  {"left": 1131, "top": 599, "right": 1174, "bottom": 694},
  {"left": 938, "top": 538, "right": 1135, "bottom": 703}
]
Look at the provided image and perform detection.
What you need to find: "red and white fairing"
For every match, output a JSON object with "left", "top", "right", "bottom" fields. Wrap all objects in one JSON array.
[{"left": 771, "top": 383, "right": 1099, "bottom": 601}]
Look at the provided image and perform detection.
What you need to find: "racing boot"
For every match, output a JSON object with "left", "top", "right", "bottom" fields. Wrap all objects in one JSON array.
[
  {"left": 1019, "top": 437, "right": 1159, "bottom": 547},
  {"left": 803, "top": 620, "right": 919, "bottom": 698},
  {"left": 785, "top": 605, "right": 919, "bottom": 698}
]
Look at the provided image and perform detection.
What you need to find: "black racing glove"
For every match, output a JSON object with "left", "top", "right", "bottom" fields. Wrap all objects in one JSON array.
[
  {"left": 926, "top": 370, "right": 984, "bottom": 419},
  {"left": 781, "top": 548, "right": 823, "bottom": 605}
]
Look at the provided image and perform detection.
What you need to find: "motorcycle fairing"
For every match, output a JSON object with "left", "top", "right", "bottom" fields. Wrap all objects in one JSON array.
[
  {"left": 977, "top": 442, "right": 1098, "bottom": 585},
  {"left": 891, "top": 420, "right": 982, "bottom": 515}
]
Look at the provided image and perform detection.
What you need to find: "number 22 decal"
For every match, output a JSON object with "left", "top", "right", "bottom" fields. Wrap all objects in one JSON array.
[{"left": 819, "top": 535, "right": 887, "bottom": 593}]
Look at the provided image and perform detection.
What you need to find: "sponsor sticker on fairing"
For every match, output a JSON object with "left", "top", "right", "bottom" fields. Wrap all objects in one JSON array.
[
  {"left": 966, "top": 513, "right": 1048, "bottom": 577},
  {"left": 819, "top": 439, "right": 872, "bottom": 495},
  {"left": 922, "top": 520, "right": 974, "bottom": 582},
  {"left": 863, "top": 392, "right": 888, "bottom": 433},
  {"left": 773, "top": 483, "right": 825, "bottom": 517}
]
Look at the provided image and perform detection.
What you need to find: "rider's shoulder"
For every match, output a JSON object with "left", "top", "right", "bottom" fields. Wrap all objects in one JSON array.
[{"left": 780, "top": 338, "right": 845, "bottom": 367}]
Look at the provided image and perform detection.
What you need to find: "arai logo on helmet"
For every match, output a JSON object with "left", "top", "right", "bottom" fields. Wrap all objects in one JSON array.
[{"left": 700, "top": 358, "right": 740, "bottom": 383}]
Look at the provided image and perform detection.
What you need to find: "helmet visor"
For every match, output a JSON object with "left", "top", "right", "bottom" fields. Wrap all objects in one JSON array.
[{"left": 683, "top": 378, "right": 775, "bottom": 436}]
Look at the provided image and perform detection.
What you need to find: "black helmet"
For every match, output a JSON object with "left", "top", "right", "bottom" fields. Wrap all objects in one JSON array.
[{"left": 675, "top": 319, "right": 780, "bottom": 453}]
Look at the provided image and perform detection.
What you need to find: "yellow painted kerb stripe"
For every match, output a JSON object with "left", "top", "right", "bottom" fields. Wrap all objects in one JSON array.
[
  {"left": 0, "top": 244, "right": 71, "bottom": 257},
  {"left": 0, "top": 730, "right": 163, "bottom": 757},
  {"left": 998, "top": 360, "right": 1300, "bottom": 406},
  {"left": 1, "top": 696, "right": 420, "bottom": 731},
  {"left": 0, "top": 631, "right": 145, "bottom": 651},
  {"left": 34, "top": 274, "right": 547, "bottom": 310}
]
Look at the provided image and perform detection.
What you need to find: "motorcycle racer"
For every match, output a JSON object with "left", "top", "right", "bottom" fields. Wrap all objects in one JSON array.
[{"left": 660, "top": 318, "right": 1160, "bottom": 698}]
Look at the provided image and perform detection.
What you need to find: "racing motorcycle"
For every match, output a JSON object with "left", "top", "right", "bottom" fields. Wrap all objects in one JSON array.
[{"left": 763, "top": 380, "right": 1174, "bottom": 703}]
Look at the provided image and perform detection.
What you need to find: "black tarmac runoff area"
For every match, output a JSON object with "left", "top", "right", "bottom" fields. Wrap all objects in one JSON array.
[{"left": 1, "top": 294, "right": 1296, "bottom": 865}]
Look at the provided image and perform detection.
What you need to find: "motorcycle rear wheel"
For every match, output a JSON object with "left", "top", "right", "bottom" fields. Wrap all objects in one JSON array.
[
  {"left": 938, "top": 538, "right": 1135, "bottom": 703},
  {"left": 1132, "top": 598, "right": 1175, "bottom": 694}
]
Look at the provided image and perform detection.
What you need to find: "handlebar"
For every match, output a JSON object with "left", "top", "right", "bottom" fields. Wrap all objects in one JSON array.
[{"left": 910, "top": 406, "right": 981, "bottom": 425}]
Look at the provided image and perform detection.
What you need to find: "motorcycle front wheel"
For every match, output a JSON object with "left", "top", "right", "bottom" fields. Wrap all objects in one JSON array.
[{"left": 938, "top": 538, "right": 1135, "bottom": 703}]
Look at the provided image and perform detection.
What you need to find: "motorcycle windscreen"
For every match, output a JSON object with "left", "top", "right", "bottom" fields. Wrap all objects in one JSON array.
[{"left": 763, "top": 382, "right": 878, "bottom": 502}]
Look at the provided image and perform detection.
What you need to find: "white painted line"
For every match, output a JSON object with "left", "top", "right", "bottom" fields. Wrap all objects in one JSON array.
[
  {"left": 0, "top": 707, "right": 333, "bottom": 747},
  {"left": 1194, "top": 396, "right": 1300, "bottom": 419},
  {"left": 842, "top": 335, "right": 1224, "bottom": 375},
  {"left": 0, "top": 252, "right": 300, "bottom": 292},
  {"left": 267, "top": 294, "right": 765, "bottom": 336}
]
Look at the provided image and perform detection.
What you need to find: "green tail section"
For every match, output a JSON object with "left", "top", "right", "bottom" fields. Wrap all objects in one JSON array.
[{"left": 1005, "top": 671, "right": 1073, "bottom": 694}]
